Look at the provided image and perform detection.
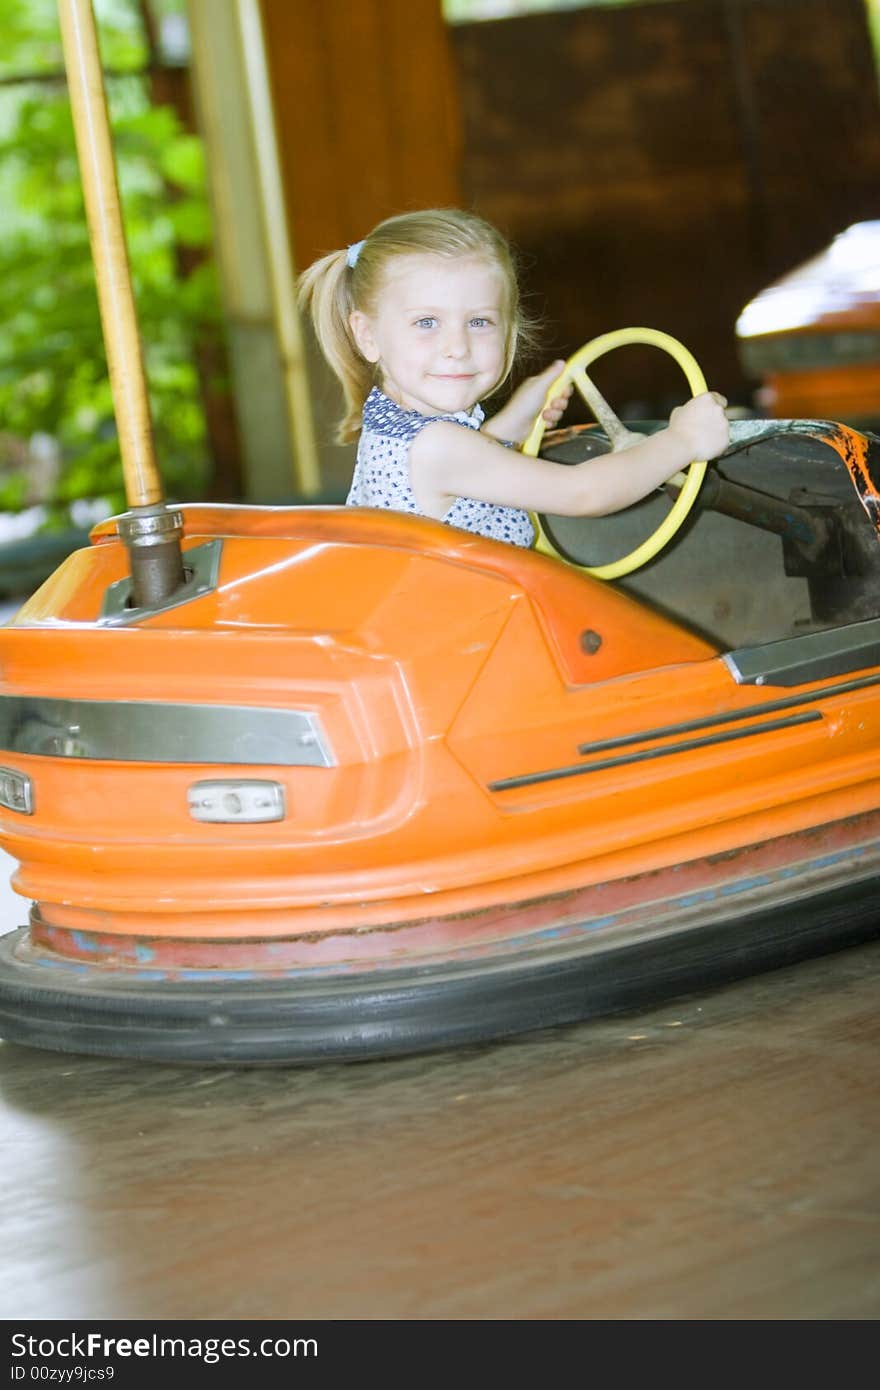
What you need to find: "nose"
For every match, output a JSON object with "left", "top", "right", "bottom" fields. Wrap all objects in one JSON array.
[{"left": 440, "top": 324, "right": 468, "bottom": 359}]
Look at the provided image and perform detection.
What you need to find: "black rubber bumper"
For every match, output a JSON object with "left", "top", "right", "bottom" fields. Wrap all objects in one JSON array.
[{"left": 1, "top": 873, "right": 879, "bottom": 1064}]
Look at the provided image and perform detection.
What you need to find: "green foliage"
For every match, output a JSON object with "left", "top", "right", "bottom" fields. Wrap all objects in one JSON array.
[{"left": 0, "top": 0, "right": 221, "bottom": 524}]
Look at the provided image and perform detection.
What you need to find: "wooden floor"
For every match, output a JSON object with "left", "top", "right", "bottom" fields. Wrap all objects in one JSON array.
[{"left": 1, "top": 846, "right": 878, "bottom": 1321}]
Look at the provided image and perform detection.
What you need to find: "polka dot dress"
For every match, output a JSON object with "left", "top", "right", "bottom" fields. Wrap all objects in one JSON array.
[{"left": 346, "top": 388, "right": 536, "bottom": 548}]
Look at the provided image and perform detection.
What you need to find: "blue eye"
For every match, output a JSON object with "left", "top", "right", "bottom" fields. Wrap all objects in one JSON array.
[
  {"left": 470, "top": 317, "right": 493, "bottom": 329},
  {"left": 415, "top": 317, "right": 437, "bottom": 329}
]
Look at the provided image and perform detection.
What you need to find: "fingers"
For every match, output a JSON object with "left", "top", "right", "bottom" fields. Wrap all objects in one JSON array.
[
  {"left": 537, "top": 359, "right": 573, "bottom": 419},
  {"left": 542, "top": 384, "right": 573, "bottom": 423},
  {"left": 531, "top": 361, "right": 572, "bottom": 425}
]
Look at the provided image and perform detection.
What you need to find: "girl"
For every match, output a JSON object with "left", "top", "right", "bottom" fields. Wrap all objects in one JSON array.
[{"left": 298, "top": 208, "right": 729, "bottom": 549}]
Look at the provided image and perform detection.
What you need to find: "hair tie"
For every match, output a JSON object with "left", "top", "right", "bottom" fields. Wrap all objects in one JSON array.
[{"left": 346, "top": 240, "right": 365, "bottom": 269}]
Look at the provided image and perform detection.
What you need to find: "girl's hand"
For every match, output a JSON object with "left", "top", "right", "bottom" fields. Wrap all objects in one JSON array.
[
  {"left": 484, "top": 361, "right": 573, "bottom": 445},
  {"left": 666, "top": 391, "right": 730, "bottom": 462},
  {"left": 535, "top": 361, "right": 574, "bottom": 427}
]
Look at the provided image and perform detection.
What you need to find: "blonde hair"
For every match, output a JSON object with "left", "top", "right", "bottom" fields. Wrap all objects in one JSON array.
[{"left": 297, "top": 207, "right": 537, "bottom": 443}]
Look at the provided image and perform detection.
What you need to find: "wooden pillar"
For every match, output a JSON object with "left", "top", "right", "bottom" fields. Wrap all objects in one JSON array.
[
  {"left": 188, "top": 0, "right": 462, "bottom": 497},
  {"left": 259, "top": 0, "right": 463, "bottom": 268},
  {"left": 258, "top": 0, "right": 463, "bottom": 489}
]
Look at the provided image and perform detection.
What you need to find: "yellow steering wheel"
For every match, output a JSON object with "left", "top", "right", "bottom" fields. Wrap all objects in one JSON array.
[{"left": 522, "top": 327, "right": 709, "bottom": 580}]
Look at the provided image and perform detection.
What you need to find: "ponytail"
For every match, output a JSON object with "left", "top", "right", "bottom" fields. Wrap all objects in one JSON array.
[{"left": 297, "top": 250, "right": 375, "bottom": 443}]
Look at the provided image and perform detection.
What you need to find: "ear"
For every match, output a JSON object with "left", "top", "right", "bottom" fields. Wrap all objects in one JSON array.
[{"left": 349, "top": 310, "right": 380, "bottom": 364}]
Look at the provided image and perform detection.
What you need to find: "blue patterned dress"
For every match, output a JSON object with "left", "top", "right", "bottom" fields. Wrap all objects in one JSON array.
[{"left": 346, "top": 387, "right": 536, "bottom": 548}]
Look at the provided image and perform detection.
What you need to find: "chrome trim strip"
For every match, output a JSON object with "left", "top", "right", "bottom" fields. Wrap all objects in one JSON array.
[
  {"left": 489, "top": 711, "right": 822, "bottom": 793},
  {"left": 724, "top": 618, "right": 880, "bottom": 687},
  {"left": 0, "top": 696, "right": 334, "bottom": 766}
]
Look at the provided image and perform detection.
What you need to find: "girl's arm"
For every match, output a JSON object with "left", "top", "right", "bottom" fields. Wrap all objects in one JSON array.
[{"left": 410, "top": 391, "right": 730, "bottom": 520}]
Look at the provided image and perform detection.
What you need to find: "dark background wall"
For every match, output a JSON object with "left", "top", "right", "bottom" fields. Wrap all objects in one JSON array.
[
  {"left": 262, "top": 0, "right": 462, "bottom": 274},
  {"left": 451, "top": 0, "right": 880, "bottom": 413}
]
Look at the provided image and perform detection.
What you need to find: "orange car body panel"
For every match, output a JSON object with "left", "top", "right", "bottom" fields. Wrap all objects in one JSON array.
[{"left": 0, "top": 503, "right": 877, "bottom": 950}]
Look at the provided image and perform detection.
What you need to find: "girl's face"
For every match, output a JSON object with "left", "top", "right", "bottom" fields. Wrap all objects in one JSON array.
[{"left": 349, "top": 254, "right": 509, "bottom": 417}]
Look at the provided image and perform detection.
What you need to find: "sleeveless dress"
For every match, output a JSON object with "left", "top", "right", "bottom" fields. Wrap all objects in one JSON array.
[{"left": 346, "top": 387, "right": 536, "bottom": 549}]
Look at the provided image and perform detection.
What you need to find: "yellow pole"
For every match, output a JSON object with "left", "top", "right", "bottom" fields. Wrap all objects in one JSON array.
[{"left": 57, "top": 0, "right": 164, "bottom": 509}]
